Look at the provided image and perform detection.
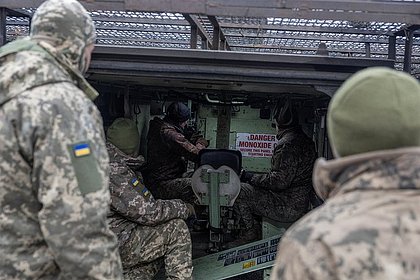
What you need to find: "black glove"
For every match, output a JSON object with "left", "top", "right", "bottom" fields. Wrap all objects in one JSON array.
[
  {"left": 240, "top": 169, "right": 254, "bottom": 183},
  {"left": 185, "top": 203, "right": 197, "bottom": 218}
]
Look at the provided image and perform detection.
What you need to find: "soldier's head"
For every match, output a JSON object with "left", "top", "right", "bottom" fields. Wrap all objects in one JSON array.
[
  {"left": 30, "top": 0, "right": 96, "bottom": 74},
  {"left": 166, "top": 102, "right": 191, "bottom": 129},
  {"left": 328, "top": 67, "right": 420, "bottom": 158},
  {"left": 107, "top": 118, "right": 140, "bottom": 157},
  {"left": 273, "top": 98, "right": 299, "bottom": 133}
]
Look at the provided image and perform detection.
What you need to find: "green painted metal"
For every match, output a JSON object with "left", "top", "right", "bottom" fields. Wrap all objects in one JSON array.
[
  {"left": 262, "top": 217, "right": 292, "bottom": 239},
  {"left": 216, "top": 106, "right": 232, "bottom": 149},
  {"left": 210, "top": 172, "right": 220, "bottom": 228},
  {"left": 200, "top": 169, "right": 230, "bottom": 229},
  {"left": 203, "top": 117, "right": 218, "bottom": 149},
  {"left": 230, "top": 118, "right": 276, "bottom": 172},
  {"left": 199, "top": 168, "right": 232, "bottom": 249},
  {"left": 192, "top": 235, "right": 281, "bottom": 280},
  {"left": 261, "top": 217, "right": 293, "bottom": 280},
  {"left": 199, "top": 105, "right": 276, "bottom": 173}
]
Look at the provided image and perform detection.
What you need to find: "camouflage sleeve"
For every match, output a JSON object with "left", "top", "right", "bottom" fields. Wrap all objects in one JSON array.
[
  {"left": 31, "top": 87, "right": 122, "bottom": 279},
  {"left": 271, "top": 235, "right": 336, "bottom": 280},
  {"left": 109, "top": 175, "right": 190, "bottom": 226},
  {"left": 250, "top": 142, "right": 298, "bottom": 191},
  {"left": 111, "top": 182, "right": 188, "bottom": 226},
  {"left": 161, "top": 127, "right": 204, "bottom": 162}
]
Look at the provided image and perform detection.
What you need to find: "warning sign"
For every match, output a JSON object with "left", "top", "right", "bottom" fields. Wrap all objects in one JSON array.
[
  {"left": 193, "top": 235, "right": 282, "bottom": 279},
  {"left": 235, "top": 133, "right": 277, "bottom": 158}
]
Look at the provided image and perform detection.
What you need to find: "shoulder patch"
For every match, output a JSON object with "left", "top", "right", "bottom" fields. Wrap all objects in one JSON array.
[
  {"left": 142, "top": 187, "right": 150, "bottom": 197},
  {"left": 73, "top": 143, "right": 91, "bottom": 157},
  {"left": 68, "top": 141, "right": 102, "bottom": 195},
  {"left": 131, "top": 178, "right": 140, "bottom": 187},
  {"left": 131, "top": 177, "right": 151, "bottom": 198}
]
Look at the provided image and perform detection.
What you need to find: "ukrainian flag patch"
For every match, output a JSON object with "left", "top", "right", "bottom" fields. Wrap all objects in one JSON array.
[
  {"left": 73, "top": 143, "right": 91, "bottom": 157},
  {"left": 131, "top": 178, "right": 139, "bottom": 187},
  {"left": 131, "top": 178, "right": 150, "bottom": 197},
  {"left": 142, "top": 187, "right": 150, "bottom": 197}
]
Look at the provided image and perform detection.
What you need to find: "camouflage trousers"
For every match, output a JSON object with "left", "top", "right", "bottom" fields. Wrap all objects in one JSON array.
[
  {"left": 153, "top": 178, "right": 197, "bottom": 204},
  {"left": 234, "top": 184, "right": 309, "bottom": 230},
  {"left": 120, "top": 219, "right": 193, "bottom": 280}
]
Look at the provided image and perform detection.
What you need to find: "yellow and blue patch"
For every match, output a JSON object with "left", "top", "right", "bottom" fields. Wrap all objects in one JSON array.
[
  {"left": 131, "top": 178, "right": 140, "bottom": 187},
  {"left": 131, "top": 178, "right": 150, "bottom": 197},
  {"left": 142, "top": 187, "right": 150, "bottom": 197},
  {"left": 73, "top": 143, "right": 91, "bottom": 157}
]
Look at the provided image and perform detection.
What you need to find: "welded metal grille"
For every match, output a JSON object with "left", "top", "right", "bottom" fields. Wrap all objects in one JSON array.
[{"left": 4, "top": 6, "right": 420, "bottom": 76}]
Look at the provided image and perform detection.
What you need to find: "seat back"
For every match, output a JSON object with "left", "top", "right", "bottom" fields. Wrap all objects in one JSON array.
[{"left": 198, "top": 149, "right": 242, "bottom": 175}]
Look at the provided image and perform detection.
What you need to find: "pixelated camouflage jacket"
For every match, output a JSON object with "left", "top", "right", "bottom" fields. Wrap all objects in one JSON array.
[
  {"left": 250, "top": 127, "right": 316, "bottom": 212},
  {"left": 271, "top": 147, "right": 420, "bottom": 280},
  {"left": 0, "top": 42, "right": 122, "bottom": 279},
  {"left": 106, "top": 142, "right": 189, "bottom": 245},
  {"left": 145, "top": 117, "right": 204, "bottom": 182}
]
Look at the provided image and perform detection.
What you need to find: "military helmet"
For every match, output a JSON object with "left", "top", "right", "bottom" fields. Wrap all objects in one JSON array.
[
  {"left": 273, "top": 98, "right": 299, "bottom": 128},
  {"left": 166, "top": 102, "right": 191, "bottom": 123}
]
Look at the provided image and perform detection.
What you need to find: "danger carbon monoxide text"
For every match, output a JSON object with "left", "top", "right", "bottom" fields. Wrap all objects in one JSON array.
[
  {"left": 235, "top": 133, "right": 277, "bottom": 158},
  {"left": 238, "top": 141, "right": 273, "bottom": 149},
  {"left": 248, "top": 134, "right": 276, "bottom": 141}
]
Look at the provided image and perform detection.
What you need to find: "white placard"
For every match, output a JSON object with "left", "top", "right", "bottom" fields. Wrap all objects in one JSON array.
[{"left": 235, "top": 133, "right": 277, "bottom": 158}]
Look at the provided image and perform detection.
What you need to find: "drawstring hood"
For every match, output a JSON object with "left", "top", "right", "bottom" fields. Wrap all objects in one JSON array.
[
  {"left": 30, "top": 0, "right": 96, "bottom": 74},
  {"left": 0, "top": 0, "right": 98, "bottom": 105}
]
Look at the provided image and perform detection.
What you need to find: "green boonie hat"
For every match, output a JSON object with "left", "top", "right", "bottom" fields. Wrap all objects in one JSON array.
[
  {"left": 107, "top": 118, "right": 140, "bottom": 156},
  {"left": 328, "top": 67, "right": 420, "bottom": 157}
]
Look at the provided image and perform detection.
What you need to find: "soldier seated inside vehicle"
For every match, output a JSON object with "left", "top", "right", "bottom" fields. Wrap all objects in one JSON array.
[
  {"left": 105, "top": 118, "right": 196, "bottom": 280},
  {"left": 144, "top": 102, "right": 209, "bottom": 217},
  {"left": 232, "top": 99, "right": 317, "bottom": 246}
]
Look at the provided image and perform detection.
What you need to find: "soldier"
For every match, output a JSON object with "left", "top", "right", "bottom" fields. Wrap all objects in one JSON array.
[
  {"left": 235, "top": 99, "right": 317, "bottom": 243},
  {"left": 271, "top": 68, "right": 420, "bottom": 279},
  {"left": 0, "top": 0, "right": 122, "bottom": 279},
  {"left": 145, "top": 101, "right": 208, "bottom": 204},
  {"left": 106, "top": 118, "right": 194, "bottom": 280}
]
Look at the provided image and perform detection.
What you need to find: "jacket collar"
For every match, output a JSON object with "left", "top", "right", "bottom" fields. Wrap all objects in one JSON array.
[
  {"left": 313, "top": 147, "right": 420, "bottom": 200},
  {"left": 106, "top": 142, "right": 145, "bottom": 169},
  {"left": 0, "top": 38, "right": 98, "bottom": 106}
]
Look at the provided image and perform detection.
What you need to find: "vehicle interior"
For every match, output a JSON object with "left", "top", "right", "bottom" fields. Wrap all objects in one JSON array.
[{"left": 1, "top": 1, "right": 419, "bottom": 279}]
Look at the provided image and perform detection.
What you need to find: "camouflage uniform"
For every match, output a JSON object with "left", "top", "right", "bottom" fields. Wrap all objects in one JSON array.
[
  {"left": 107, "top": 142, "right": 193, "bottom": 280},
  {"left": 145, "top": 117, "right": 206, "bottom": 203},
  {"left": 234, "top": 127, "right": 316, "bottom": 230},
  {"left": 271, "top": 148, "right": 420, "bottom": 280},
  {"left": 0, "top": 0, "right": 122, "bottom": 279}
]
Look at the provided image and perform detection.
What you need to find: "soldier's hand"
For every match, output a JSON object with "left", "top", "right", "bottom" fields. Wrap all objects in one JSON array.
[
  {"left": 240, "top": 169, "right": 254, "bottom": 183},
  {"left": 185, "top": 203, "right": 196, "bottom": 218},
  {"left": 189, "top": 130, "right": 209, "bottom": 147},
  {"left": 196, "top": 137, "right": 209, "bottom": 147},
  {"left": 189, "top": 131, "right": 202, "bottom": 143},
  {"left": 196, "top": 143, "right": 206, "bottom": 151}
]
